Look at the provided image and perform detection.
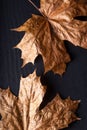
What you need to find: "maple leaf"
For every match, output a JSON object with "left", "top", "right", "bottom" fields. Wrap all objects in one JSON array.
[
  {"left": 14, "top": 0, "right": 87, "bottom": 75},
  {"left": 0, "top": 71, "right": 80, "bottom": 130}
]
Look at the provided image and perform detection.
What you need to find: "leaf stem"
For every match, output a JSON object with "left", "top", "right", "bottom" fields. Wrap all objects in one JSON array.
[
  {"left": 28, "top": 0, "right": 45, "bottom": 17},
  {"left": 28, "top": 0, "right": 40, "bottom": 12}
]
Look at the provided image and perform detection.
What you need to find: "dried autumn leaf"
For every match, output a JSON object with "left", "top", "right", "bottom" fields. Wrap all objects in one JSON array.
[
  {"left": 0, "top": 71, "right": 80, "bottom": 130},
  {"left": 15, "top": 15, "right": 70, "bottom": 75},
  {"left": 14, "top": 0, "right": 87, "bottom": 75}
]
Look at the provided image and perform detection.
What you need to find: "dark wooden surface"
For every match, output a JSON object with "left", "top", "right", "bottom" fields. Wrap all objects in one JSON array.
[{"left": 0, "top": 0, "right": 87, "bottom": 129}]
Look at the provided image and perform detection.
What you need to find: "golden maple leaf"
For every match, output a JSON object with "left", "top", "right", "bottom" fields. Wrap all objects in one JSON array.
[
  {"left": 14, "top": 0, "right": 87, "bottom": 75},
  {"left": 0, "top": 71, "right": 80, "bottom": 130}
]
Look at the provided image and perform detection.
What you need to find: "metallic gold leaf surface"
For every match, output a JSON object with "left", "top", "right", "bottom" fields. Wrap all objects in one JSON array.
[
  {"left": 14, "top": 0, "right": 87, "bottom": 75},
  {"left": 0, "top": 71, "right": 80, "bottom": 130}
]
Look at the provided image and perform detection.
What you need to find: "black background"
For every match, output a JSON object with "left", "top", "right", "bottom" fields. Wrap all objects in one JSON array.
[{"left": 0, "top": 0, "right": 87, "bottom": 130}]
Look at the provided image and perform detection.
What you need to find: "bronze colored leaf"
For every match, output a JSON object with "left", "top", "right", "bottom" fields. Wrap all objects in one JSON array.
[
  {"left": 0, "top": 71, "right": 80, "bottom": 130},
  {"left": 14, "top": 0, "right": 87, "bottom": 75},
  {"left": 15, "top": 14, "right": 70, "bottom": 75}
]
